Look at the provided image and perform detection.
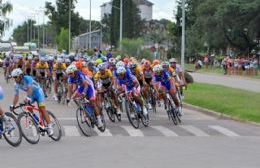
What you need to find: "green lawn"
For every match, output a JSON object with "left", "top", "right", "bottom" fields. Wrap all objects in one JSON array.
[{"left": 185, "top": 83, "right": 260, "bottom": 123}]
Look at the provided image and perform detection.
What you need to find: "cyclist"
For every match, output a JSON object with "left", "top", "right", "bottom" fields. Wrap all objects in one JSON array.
[
  {"left": 116, "top": 66, "right": 148, "bottom": 116},
  {"left": 36, "top": 57, "right": 50, "bottom": 97},
  {"left": 0, "top": 86, "right": 13, "bottom": 136},
  {"left": 94, "top": 63, "right": 122, "bottom": 116},
  {"left": 169, "top": 58, "right": 186, "bottom": 87},
  {"left": 66, "top": 65, "right": 104, "bottom": 128},
  {"left": 53, "top": 58, "right": 66, "bottom": 101},
  {"left": 24, "top": 55, "right": 33, "bottom": 75},
  {"left": 152, "top": 65, "right": 182, "bottom": 115},
  {"left": 10, "top": 68, "right": 54, "bottom": 135}
]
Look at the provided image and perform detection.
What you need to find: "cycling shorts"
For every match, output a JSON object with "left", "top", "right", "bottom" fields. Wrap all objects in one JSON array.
[
  {"left": 77, "top": 85, "right": 96, "bottom": 101},
  {"left": 31, "top": 88, "right": 46, "bottom": 107}
]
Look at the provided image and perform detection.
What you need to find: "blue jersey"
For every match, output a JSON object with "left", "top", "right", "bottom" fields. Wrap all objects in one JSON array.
[
  {"left": 68, "top": 71, "right": 93, "bottom": 86},
  {"left": 117, "top": 71, "right": 138, "bottom": 92},
  {"left": 153, "top": 70, "right": 171, "bottom": 89},
  {"left": 14, "top": 76, "right": 41, "bottom": 96}
]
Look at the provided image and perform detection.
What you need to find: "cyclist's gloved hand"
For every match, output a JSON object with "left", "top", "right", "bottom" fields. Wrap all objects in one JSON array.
[
  {"left": 24, "top": 97, "right": 32, "bottom": 104},
  {"left": 9, "top": 105, "right": 14, "bottom": 111}
]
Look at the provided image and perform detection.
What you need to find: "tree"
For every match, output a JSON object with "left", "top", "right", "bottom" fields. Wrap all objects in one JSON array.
[
  {"left": 12, "top": 20, "right": 36, "bottom": 45},
  {"left": 45, "top": 0, "right": 81, "bottom": 36},
  {"left": 56, "top": 28, "right": 69, "bottom": 52},
  {"left": 110, "top": 0, "right": 143, "bottom": 48},
  {"left": 0, "top": 0, "right": 13, "bottom": 37}
]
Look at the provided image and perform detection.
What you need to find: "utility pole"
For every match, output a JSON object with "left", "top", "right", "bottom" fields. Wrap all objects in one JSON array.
[
  {"left": 89, "top": 0, "right": 92, "bottom": 49},
  {"left": 181, "top": 0, "right": 186, "bottom": 70},
  {"left": 119, "top": 0, "right": 123, "bottom": 50},
  {"left": 69, "top": 0, "right": 71, "bottom": 53},
  {"left": 42, "top": 11, "right": 45, "bottom": 49}
]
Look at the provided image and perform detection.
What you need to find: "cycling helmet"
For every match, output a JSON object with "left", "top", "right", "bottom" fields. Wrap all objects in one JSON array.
[
  {"left": 48, "top": 56, "right": 54, "bottom": 61},
  {"left": 28, "top": 55, "right": 33, "bottom": 60},
  {"left": 169, "top": 58, "right": 177, "bottom": 63},
  {"left": 11, "top": 68, "right": 23, "bottom": 77},
  {"left": 161, "top": 61, "right": 170, "bottom": 69},
  {"left": 65, "top": 58, "right": 71, "bottom": 64},
  {"left": 116, "top": 61, "right": 125, "bottom": 69},
  {"left": 98, "top": 63, "right": 107, "bottom": 71},
  {"left": 96, "top": 58, "right": 102, "bottom": 65},
  {"left": 57, "top": 58, "right": 63, "bottom": 64},
  {"left": 144, "top": 60, "right": 151, "bottom": 67},
  {"left": 153, "top": 59, "right": 160, "bottom": 66},
  {"left": 66, "top": 65, "right": 77, "bottom": 74},
  {"left": 153, "top": 65, "right": 163, "bottom": 73},
  {"left": 141, "top": 59, "right": 146, "bottom": 65},
  {"left": 109, "top": 58, "right": 116, "bottom": 65},
  {"left": 116, "top": 55, "right": 121, "bottom": 61},
  {"left": 129, "top": 62, "right": 137, "bottom": 69},
  {"left": 123, "top": 57, "right": 129, "bottom": 65},
  {"left": 116, "top": 66, "right": 126, "bottom": 74},
  {"left": 40, "top": 57, "right": 46, "bottom": 62}
]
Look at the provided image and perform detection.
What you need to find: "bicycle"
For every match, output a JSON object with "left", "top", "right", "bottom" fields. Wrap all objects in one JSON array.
[
  {"left": 0, "top": 112, "right": 22, "bottom": 147},
  {"left": 164, "top": 92, "right": 181, "bottom": 125},
  {"left": 57, "top": 78, "right": 66, "bottom": 104},
  {"left": 74, "top": 97, "right": 106, "bottom": 137},
  {"left": 100, "top": 89, "right": 121, "bottom": 122},
  {"left": 125, "top": 92, "right": 150, "bottom": 129},
  {"left": 12, "top": 103, "right": 62, "bottom": 144}
]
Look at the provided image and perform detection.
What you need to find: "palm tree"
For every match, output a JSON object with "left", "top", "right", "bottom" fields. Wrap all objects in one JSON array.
[{"left": 0, "top": 0, "right": 13, "bottom": 37}]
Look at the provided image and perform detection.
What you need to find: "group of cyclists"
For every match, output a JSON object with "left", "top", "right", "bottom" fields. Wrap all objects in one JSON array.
[{"left": 0, "top": 48, "right": 187, "bottom": 146}]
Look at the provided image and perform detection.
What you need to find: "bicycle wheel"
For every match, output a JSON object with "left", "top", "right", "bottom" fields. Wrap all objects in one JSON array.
[
  {"left": 125, "top": 100, "right": 139, "bottom": 129},
  {"left": 166, "top": 99, "right": 178, "bottom": 125},
  {"left": 97, "top": 112, "right": 106, "bottom": 132},
  {"left": 106, "top": 106, "right": 116, "bottom": 123},
  {"left": 141, "top": 112, "right": 150, "bottom": 127},
  {"left": 115, "top": 108, "right": 122, "bottom": 122},
  {"left": 76, "top": 108, "right": 93, "bottom": 136},
  {"left": 18, "top": 112, "right": 40, "bottom": 144},
  {"left": 3, "top": 112, "right": 22, "bottom": 147},
  {"left": 47, "top": 111, "right": 62, "bottom": 141}
]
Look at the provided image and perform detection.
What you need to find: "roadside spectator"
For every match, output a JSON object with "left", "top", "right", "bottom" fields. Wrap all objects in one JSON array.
[{"left": 204, "top": 55, "right": 209, "bottom": 69}]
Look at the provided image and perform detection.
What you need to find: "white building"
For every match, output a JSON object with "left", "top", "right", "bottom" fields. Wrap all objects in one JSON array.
[{"left": 100, "top": 0, "right": 153, "bottom": 21}]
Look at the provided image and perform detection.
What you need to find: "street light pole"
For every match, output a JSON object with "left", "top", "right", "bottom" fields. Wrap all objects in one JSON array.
[
  {"left": 69, "top": 0, "right": 71, "bottom": 53},
  {"left": 89, "top": 0, "right": 92, "bottom": 49},
  {"left": 42, "top": 11, "right": 45, "bottom": 49},
  {"left": 119, "top": 0, "right": 123, "bottom": 50},
  {"left": 181, "top": 0, "right": 186, "bottom": 70}
]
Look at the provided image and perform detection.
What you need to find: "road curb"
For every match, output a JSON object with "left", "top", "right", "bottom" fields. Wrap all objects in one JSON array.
[{"left": 183, "top": 103, "right": 260, "bottom": 127}]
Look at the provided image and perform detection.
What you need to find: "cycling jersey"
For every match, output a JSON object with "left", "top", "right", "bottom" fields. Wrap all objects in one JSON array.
[
  {"left": 14, "top": 76, "right": 45, "bottom": 106},
  {"left": 117, "top": 71, "right": 139, "bottom": 92},
  {"left": 36, "top": 62, "right": 49, "bottom": 70},
  {"left": 53, "top": 63, "right": 66, "bottom": 74},
  {"left": 153, "top": 70, "right": 172, "bottom": 90},
  {"left": 68, "top": 71, "right": 96, "bottom": 100}
]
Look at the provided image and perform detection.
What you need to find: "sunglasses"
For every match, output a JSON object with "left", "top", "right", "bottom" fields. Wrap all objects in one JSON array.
[
  {"left": 170, "top": 62, "right": 176, "bottom": 64},
  {"left": 13, "top": 76, "right": 19, "bottom": 79}
]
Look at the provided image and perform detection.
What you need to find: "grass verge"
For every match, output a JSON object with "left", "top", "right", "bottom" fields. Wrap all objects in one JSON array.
[{"left": 185, "top": 83, "right": 260, "bottom": 123}]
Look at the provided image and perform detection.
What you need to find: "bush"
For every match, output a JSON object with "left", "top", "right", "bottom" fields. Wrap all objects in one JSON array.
[
  {"left": 121, "top": 38, "right": 144, "bottom": 57},
  {"left": 56, "top": 28, "right": 69, "bottom": 52}
]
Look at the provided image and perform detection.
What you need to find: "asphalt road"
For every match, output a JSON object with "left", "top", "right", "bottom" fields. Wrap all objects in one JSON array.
[
  {"left": 190, "top": 72, "right": 260, "bottom": 93},
  {"left": 1, "top": 72, "right": 260, "bottom": 168}
]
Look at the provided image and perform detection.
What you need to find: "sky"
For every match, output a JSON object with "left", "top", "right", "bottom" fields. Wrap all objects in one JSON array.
[{"left": 3, "top": 0, "right": 177, "bottom": 40}]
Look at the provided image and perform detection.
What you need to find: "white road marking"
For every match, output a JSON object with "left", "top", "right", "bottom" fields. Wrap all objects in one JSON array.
[
  {"left": 151, "top": 126, "right": 178, "bottom": 137},
  {"left": 94, "top": 127, "right": 113, "bottom": 136},
  {"left": 121, "top": 126, "right": 144, "bottom": 137},
  {"left": 209, "top": 125, "right": 240, "bottom": 137},
  {"left": 63, "top": 126, "right": 81, "bottom": 136},
  {"left": 180, "top": 125, "right": 209, "bottom": 137}
]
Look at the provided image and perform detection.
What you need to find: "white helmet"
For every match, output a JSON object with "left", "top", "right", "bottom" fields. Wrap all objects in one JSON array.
[
  {"left": 116, "top": 61, "right": 124, "bottom": 69},
  {"left": 66, "top": 64, "right": 77, "bottom": 74},
  {"left": 116, "top": 66, "right": 126, "bottom": 74},
  {"left": 109, "top": 58, "right": 116, "bottom": 65},
  {"left": 28, "top": 55, "right": 33, "bottom": 60},
  {"left": 11, "top": 68, "right": 23, "bottom": 77},
  {"left": 40, "top": 57, "right": 46, "bottom": 62},
  {"left": 57, "top": 58, "right": 63, "bottom": 64},
  {"left": 153, "top": 64, "right": 163, "bottom": 73},
  {"left": 98, "top": 63, "right": 107, "bottom": 71},
  {"left": 65, "top": 58, "right": 71, "bottom": 64}
]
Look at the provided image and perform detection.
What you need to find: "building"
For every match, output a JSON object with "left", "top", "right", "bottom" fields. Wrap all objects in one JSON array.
[{"left": 100, "top": 0, "right": 153, "bottom": 21}]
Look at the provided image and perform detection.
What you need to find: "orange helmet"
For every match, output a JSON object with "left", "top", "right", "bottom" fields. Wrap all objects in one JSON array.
[
  {"left": 153, "top": 59, "right": 160, "bottom": 66},
  {"left": 144, "top": 60, "right": 151, "bottom": 68},
  {"left": 123, "top": 57, "right": 129, "bottom": 66}
]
